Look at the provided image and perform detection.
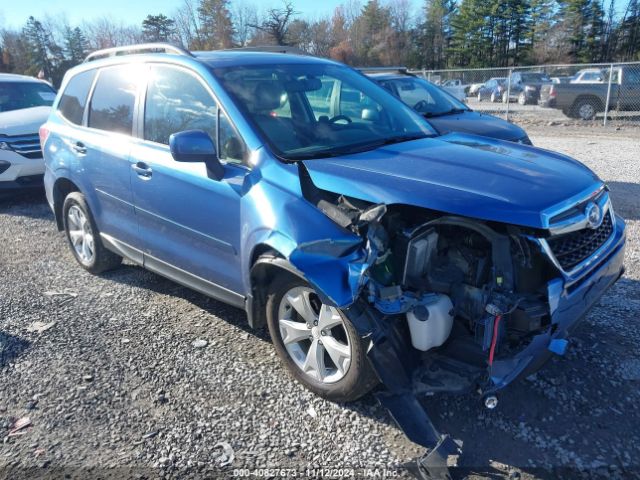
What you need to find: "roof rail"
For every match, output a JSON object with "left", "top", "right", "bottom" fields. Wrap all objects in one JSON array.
[
  {"left": 358, "top": 66, "right": 410, "bottom": 74},
  {"left": 84, "top": 43, "right": 193, "bottom": 63},
  {"left": 222, "top": 45, "right": 307, "bottom": 55}
]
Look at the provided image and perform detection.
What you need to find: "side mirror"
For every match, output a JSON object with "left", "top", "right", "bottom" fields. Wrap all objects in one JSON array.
[{"left": 169, "top": 130, "right": 224, "bottom": 180}]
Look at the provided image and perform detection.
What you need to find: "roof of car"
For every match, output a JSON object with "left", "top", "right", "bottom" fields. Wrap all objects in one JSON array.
[
  {"left": 0, "top": 73, "right": 48, "bottom": 84},
  {"left": 364, "top": 72, "right": 415, "bottom": 81},
  {"left": 192, "top": 50, "right": 338, "bottom": 68}
]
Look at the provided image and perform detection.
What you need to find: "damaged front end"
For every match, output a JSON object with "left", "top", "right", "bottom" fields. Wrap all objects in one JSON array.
[{"left": 286, "top": 164, "right": 626, "bottom": 479}]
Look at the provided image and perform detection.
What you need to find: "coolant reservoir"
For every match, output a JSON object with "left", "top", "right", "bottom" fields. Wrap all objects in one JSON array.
[{"left": 406, "top": 294, "right": 454, "bottom": 351}]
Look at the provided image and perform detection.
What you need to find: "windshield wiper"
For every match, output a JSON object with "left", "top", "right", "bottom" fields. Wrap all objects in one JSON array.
[
  {"left": 424, "top": 107, "right": 467, "bottom": 118},
  {"left": 286, "top": 134, "right": 428, "bottom": 160}
]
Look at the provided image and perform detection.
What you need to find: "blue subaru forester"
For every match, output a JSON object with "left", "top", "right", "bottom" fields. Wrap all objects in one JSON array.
[{"left": 42, "top": 44, "right": 626, "bottom": 473}]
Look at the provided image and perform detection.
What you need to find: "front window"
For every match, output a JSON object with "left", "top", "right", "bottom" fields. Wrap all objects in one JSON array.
[
  {"left": 212, "top": 63, "right": 435, "bottom": 161},
  {"left": 0, "top": 81, "right": 56, "bottom": 113},
  {"left": 379, "top": 77, "right": 468, "bottom": 117}
]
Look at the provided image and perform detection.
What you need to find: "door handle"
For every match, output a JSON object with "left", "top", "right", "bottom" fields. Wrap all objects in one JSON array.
[
  {"left": 132, "top": 162, "right": 152, "bottom": 178},
  {"left": 72, "top": 142, "right": 87, "bottom": 155}
]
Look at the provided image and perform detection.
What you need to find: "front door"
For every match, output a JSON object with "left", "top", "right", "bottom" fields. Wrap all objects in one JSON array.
[{"left": 130, "top": 64, "right": 248, "bottom": 296}]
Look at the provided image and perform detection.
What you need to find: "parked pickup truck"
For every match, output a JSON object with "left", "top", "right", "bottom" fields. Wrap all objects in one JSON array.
[{"left": 539, "top": 66, "right": 640, "bottom": 120}]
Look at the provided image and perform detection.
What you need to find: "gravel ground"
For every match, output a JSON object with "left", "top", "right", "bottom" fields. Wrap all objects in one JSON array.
[{"left": 1, "top": 126, "right": 639, "bottom": 479}]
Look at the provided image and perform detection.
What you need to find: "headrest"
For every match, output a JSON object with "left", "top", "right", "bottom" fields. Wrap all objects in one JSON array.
[{"left": 253, "top": 81, "right": 285, "bottom": 111}]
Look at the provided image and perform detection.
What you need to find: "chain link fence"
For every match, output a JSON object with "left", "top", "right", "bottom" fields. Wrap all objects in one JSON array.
[{"left": 409, "top": 62, "right": 640, "bottom": 127}]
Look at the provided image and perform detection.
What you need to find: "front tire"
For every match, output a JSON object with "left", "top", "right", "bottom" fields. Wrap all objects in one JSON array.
[
  {"left": 518, "top": 92, "right": 527, "bottom": 105},
  {"left": 266, "top": 274, "right": 377, "bottom": 402},
  {"left": 62, "top": 192, "right": 122, "bottom": 274}
]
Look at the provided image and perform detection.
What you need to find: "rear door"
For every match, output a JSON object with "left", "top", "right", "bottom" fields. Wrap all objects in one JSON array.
[
  {"left": 130, "top": 64, "right": 248, "bottom": 296},
  {"left": 81, "top": 64, "right": 145, "bottom": 254}
]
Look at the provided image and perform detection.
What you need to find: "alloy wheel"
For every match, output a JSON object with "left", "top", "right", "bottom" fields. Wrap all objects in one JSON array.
[
  {"left": 578, "top": 103, "right": 596, "bottom": 120},
  {"left": 67, "top": 205, "right": 95, "bottom": 264},
  {"left": 277, "top": 286, "right": 351, "bottom": 384}
]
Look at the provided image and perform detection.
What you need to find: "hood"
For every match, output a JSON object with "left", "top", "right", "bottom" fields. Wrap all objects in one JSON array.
[
  {"left": 302, "top": 133, "right": 601, "bottom": 229},
  {"left": 426, "top": 111, "right": 527, "bottom": 142},
  {"left": 0, "top": 106, "right": 51, "bottom": 136}
]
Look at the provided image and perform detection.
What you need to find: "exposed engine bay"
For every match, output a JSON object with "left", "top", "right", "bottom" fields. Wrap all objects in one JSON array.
[
  {"left": 297, "top": 163, "right": 625, "bottom": 479},
  {"left": 301, "top": 165, "right": 555, "bottom": 388}
]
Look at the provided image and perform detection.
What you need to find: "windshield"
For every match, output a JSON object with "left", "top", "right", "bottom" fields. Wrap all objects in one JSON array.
[
  {"left": 377, "top": 76, "right": 468, "bottom": 117},
  {"left": 212, "top": 63, "right": 435, "bottom": 160},
  {"left": 0, "top": 81, "right": 56, "bottom": 113},
  {"left": 520, "top": 73, "right": 551, "bottom": 83}
]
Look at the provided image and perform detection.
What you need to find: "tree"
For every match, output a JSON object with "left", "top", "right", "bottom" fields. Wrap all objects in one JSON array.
[
  {"left": 198, "top": 0, "right": 234, "bottom": 49},
  {"left": 418, "top": 0, "right": 454, "bottom": 69},
  {"left": 64, "top": 26, "right": 89, "bottom": 64},
  {"left": 23, "top": 16, "right": 53, "bottom": 78},
  {"left": 142, "top": 14, "right": 175, "bottom": 42},
  {"left": 250, "top": 1, "right": 298, "bottom": 46}
]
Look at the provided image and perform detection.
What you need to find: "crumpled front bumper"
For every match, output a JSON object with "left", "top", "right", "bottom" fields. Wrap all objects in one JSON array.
[{"left": 488, "top": 215, "right": 626, "bottom": 392}]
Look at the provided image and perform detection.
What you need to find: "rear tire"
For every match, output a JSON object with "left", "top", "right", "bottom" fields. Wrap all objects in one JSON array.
[
  {"left": 572, "top": 98, "right": 598, "bottom": 121},
  {"left": 265, "top": 273, "right": 378, "bottom": 402},
  {"left": 62, "top": 192, "right": 122, "bottom": 274}
]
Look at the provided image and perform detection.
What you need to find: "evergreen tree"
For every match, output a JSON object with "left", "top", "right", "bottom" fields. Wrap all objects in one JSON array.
[
  {"left": 64, "top": 26, "right": 89, "bottom": 64},
  {"left": 23, "top": 16, "right": 53, "bottom": 78},
  {"left": 198, "top": 0, "right": 234, "bottom": 49},
  {"left": 142, "top": 14, "right": 176, "bottom": 43}
]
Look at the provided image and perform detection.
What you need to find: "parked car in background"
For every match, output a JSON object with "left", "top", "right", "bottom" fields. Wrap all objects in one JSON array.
[
  {"left": 0, "top": 74, "right": 56, "bottom": 192},
  {"left": 503, "top": 71, "right": 552, "bottom": 104},
  {"left": 570, "top": 68, "right": 605, "bottom": 84},
  {"left": 467, "top": 81, "right": 485, "bottom": 96},
  {"left": 476, "top": 77, "right": 506, "bottom": 102},
  {"left": 440, "top": 78, "right": 467, "bottom": 101},
  {"left": 43, "top": 44, "right": 626, "bottom": 475},
  {"left": 551, "top": 76, "right": 574, "bottom": 84},
  {"left": 364, "top": 69, "right": 531, "bottom": 144},
  {"left": 539, "top": 65, "right": 640, "bottom": 120}
]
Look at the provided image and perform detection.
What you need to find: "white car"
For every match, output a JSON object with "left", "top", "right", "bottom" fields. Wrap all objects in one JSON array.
[
  {"left": 0, "top": 74, "right": 55, "bottom": 191},
  {"left": 570, "top": 68, "right": 605, "bottom": 84},
  {"left": 440, "top": 79, "right": 467, "bottom": 102}
]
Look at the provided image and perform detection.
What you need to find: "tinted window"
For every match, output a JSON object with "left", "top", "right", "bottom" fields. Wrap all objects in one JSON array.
[
  {"left": 89, "top": 66, "right": 140, "bottom": 135},
  {"left": 0, "top": 81, "right": 55, "bottom": 113},
  {"left": 58, "top": 70, "right": 96, "bottom": 124},
  {"left": 378, "top": 77, "right": 467, "bottom": 115},
  {"left": 144, "top": 66, "right": 217, "bottom": 145}
]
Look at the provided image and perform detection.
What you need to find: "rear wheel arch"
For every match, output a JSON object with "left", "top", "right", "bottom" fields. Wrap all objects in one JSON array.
[
  {"left": 53, "top": 177, "right": 80, "bottom": 231},
  {"left": 571, "top": 95, "right": 604, "bottom": 119}
]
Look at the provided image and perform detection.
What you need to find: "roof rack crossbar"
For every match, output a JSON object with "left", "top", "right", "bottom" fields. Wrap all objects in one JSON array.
[{"left": 84, "top": 43, "right": 193, "bottom": 63}]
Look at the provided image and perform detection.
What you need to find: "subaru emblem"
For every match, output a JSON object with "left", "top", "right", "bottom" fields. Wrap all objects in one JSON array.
[{"left": 585, "top": 202, "right": 602, "bottom": 229}]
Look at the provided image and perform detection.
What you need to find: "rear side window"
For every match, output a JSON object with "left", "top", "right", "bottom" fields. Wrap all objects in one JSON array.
[
  {"left": 144, "top": 65, "right": 217, "bottom": 145},
  {"left": 89, "top": 66, "right": 139, "bottom": 135},
  {"left": 58, "top": 70, "right": 96, "bottom": 125}
]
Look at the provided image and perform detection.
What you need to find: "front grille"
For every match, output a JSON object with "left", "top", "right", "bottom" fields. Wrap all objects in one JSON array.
[
  {"left": 0, "top": 134, "right": 42, "bottom": 159},
  {"left": 547, "top": 211, "right": 613, "bottom": 271}
]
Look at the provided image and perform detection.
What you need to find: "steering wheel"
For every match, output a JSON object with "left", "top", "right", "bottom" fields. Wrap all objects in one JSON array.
[
  {"left": 413, "top": 99, "right": 430, "bottom": 111},
  {"left": 329, "top": 115, "right": 352, "bottom": 124}
]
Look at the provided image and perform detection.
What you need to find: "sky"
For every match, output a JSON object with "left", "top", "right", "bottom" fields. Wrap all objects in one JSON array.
[{"left": 0, "top": 0, "right": 368, "bottom": 29}]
